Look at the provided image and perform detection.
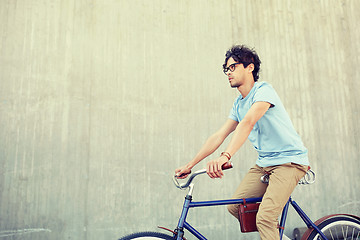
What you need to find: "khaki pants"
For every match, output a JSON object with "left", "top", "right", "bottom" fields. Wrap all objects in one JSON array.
[{"left": 227, "top": 163, "right": 308, "bottom": 240}]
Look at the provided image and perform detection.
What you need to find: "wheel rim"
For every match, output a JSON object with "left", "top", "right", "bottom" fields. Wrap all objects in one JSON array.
[
  {"left": 312, "top": 220, "right": 360, "bottom": 239},
  {"left": 128, "top": 238, "right": 167, "bottom": 240}
]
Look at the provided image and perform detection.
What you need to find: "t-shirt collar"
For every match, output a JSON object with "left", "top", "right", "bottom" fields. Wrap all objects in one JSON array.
[{"left": 240, "top": 82, "right": 258, "bottom": 101}]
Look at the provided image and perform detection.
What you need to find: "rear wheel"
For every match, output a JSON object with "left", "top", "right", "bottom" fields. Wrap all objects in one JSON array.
[
  {"left": 118, "top": 231, "right": 175, "bottom": 240},
  {"left": 305, "top": 216, "right": 360, "bottom": 240}
]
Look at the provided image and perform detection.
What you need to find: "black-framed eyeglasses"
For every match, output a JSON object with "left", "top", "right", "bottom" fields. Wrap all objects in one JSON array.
[{"left": 223, "top": 62, "right": 242, "bottom": 75}]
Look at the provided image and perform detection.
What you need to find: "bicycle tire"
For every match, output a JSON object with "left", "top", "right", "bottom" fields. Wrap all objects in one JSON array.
[
  {"left": 118, "top": 231, "right": 175, "bottom": 240},
  {"left": 305, "top": 215, "right": 360, "bottom": 240}
]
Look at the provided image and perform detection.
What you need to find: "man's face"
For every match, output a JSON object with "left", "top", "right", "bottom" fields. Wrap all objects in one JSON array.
[{"left": 225, "top": 57, "right": 246, "bottom": 88}]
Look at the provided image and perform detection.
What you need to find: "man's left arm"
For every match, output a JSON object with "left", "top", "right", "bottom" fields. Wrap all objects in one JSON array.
[{"left": 206, "top": 101, "right": 271, "bottom": 178}]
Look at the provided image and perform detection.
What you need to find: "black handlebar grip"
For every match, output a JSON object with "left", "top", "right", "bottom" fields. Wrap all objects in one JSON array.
[
  {"left": 221, "top": 161, "right": 233, "bottom": 170},
  {"left": 176, "top": 171, "right": 191, "bottom": 178}
]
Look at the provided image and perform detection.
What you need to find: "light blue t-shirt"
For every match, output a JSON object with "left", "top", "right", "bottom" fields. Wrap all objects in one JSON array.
[{"left": 229, "top": 81, "right": 309, "bottom": 167}]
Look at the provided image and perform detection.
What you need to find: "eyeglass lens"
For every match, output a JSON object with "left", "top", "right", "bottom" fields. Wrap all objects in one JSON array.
[{"left": 223, "top": 63, "right": 239, "bottom": 75}]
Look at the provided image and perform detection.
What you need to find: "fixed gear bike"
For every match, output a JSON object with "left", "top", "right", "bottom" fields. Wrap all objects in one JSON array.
[{"left": 119, "top": 163, "right": 360, "bottom": 240}]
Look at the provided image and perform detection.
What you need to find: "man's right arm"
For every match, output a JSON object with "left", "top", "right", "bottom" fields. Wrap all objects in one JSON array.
[{"left": 175, "top": 119, "right": 238, "bottom": 178}]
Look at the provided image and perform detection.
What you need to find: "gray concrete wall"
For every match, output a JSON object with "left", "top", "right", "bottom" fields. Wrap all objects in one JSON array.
[{"left": 0, "top": 0, "right": 359, "bottom": 239}]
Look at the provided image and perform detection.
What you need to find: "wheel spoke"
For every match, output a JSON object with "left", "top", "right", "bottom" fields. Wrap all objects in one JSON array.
[
  {"left": 342, "top": 225, "right": 346, "bottom": 240},
  {"left": 328, "top": 228, "right": 334, "bottom": 239},
  {"left": 345, "top": 225, "right": 348, "bottom": 240}
]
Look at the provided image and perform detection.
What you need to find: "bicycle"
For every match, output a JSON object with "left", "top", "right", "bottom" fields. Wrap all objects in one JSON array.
[{"left": 119, "top": 163, "right": 360, "bottom": 240}]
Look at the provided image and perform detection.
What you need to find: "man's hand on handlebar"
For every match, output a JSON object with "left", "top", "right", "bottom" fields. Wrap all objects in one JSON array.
[
  {"left": 175, "top": 165, "right": 192, "bottom": 179},
  {"left": 175, "top": 158, "right": 232, "bottom": 180},
  {"left": 206, "top": 156, "right": 229, "bottom": 179}
]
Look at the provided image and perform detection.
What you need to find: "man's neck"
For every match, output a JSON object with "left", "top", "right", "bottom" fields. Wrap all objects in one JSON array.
[{"left": 237, "top": 80, "right": 255, "bottom": 98}]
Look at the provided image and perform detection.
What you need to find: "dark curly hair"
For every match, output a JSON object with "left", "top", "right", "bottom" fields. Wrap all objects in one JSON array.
[{"left": 223, "top": 45, "right": 261, "bottom": 82}]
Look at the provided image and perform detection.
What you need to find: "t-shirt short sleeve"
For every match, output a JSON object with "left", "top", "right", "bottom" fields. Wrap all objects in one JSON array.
[
  {"left": 252, "top": 83, "right": 278, "bottom": 107},
  {"left": 228, "top": 100, "right": 239, "bottom": 122}
]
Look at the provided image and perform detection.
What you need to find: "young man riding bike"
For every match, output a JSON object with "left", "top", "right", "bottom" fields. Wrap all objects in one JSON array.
[{"left": 175, "top": 45, "right": 309, "bottom": 240}]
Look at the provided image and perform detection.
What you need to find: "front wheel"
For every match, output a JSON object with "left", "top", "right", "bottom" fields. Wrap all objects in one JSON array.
[
  {"left": 305, "top": 215, "right": 360, "bottom": 240},
  {"left": 118, "top": 231, "right": 175, "bottom": 240}
]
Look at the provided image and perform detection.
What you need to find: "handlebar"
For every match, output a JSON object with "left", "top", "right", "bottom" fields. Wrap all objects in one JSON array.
[
  {"left": 173, "top": 162, "right": 315, "bottom": 190},
  {"left": 173, "top": 162, "right": 233, "bottom": 190}
]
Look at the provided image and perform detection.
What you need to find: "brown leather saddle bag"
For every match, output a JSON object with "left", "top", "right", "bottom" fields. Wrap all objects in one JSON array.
[{"left": 238, "top": 199, "right": 260, "bottom": 233}]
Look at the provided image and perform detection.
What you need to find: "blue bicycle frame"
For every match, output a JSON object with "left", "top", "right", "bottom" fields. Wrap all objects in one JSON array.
[{"left": 174, "top": 195, "right": 328, "bottom": 240}]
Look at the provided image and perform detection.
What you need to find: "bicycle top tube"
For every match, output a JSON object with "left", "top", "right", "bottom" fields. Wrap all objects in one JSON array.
[{"left": 173, "top": 162, "right": 316, "bottom": 190}]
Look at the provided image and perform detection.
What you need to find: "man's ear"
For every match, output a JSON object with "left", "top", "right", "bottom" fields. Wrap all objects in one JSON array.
[{"left": 247, "top": 63, "right": 255, "bottom": 73}]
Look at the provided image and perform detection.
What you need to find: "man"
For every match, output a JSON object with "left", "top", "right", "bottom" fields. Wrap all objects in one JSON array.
[{"left": 175, "top": 45, "right": 309, "bottom": 240}]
